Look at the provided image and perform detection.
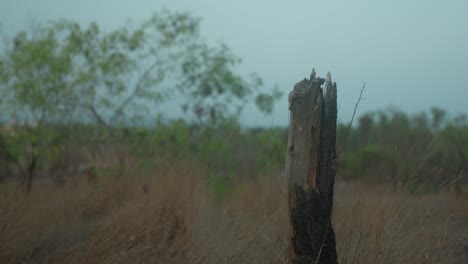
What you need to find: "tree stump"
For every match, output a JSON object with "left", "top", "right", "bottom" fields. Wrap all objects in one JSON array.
[{"left": 285, "top": 69, "right": 338, "bottom": 264}]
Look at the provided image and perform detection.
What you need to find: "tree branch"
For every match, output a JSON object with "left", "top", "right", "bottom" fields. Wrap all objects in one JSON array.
[
  {"left": 338, "top": 81, "right": 365, "bottom": 158},
  {"left": 86, "top": 104, "right": 110, "bottom": 129},
  {"left": 109, "top": 60, "right": 161, "bottom": 125}
]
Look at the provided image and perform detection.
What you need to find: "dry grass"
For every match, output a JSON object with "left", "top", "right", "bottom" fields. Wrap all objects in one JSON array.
[
  {"left": 333, "top": 182, "right": 468, "bottom": 264},
  {"left": 0, "top": 163, "right": 467, "bottom": 264}
]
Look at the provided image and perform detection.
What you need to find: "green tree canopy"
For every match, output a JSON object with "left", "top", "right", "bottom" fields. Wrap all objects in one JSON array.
[{"left": 0, "top": 10, "right": 281, "bottom": 128}]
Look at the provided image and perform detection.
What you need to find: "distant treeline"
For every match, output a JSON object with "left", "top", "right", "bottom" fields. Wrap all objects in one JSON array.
[
  {"left": 1, "top": 106, "right": 466, "bottom": 197},
  {"left": 337, "top": 107, "right": 467, "bottom": 195}
]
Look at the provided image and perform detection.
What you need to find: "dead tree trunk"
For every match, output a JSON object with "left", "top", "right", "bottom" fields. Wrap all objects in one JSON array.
[{"left": 285, "top": 69, "right": 338, "bottom": 264}]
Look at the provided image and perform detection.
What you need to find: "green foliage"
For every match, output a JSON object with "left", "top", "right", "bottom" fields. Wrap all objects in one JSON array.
[
  {"left": 2, "top": 28, "right": 73, "bottom": 119},
  {"left": 341, "top": 144, "right": 389, "bottom": 180},
  {"left": 151, "top": 120, "right": 191, "bottom": 157},
  {"left": 337, "top": 108, "right": 468, "bottom": 193},
  {"left": 255, "top": 128, "right": 287, "bottom": 174},
  {"left": 51, "top": 12, "right": 202, "bottom": 126},
  {"left": 1, "top": 10, "right": 281, "bottom": 129},
  {"left": 430, "top": 106, "right": 447, "bottom": 131},
  {"left": 0, "top": 10, "right": 283, "bottom": 191},
  {"left": 206, "top": 171, "right": 234, "bottom": 202},
  {"left": 427, "top": 123, "right": 468, "bottom": 171},
  {"left": 255, "top": 86, "right": 283, "bottom": 115}
]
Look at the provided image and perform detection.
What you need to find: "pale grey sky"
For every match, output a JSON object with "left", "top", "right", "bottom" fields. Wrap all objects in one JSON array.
[{"left": 1, "top": 0, "right": 467, "bottom": 126}]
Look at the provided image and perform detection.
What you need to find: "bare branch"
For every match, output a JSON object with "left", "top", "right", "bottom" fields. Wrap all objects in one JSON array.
[
  {"left": 86, "top": 104, "right": 110, "bottom": 130},
  {"left": 338, "top": 81, "right": 365, "bottom": 158},
  {"left": 109, "top": 60, "right": 162, "bottom": 125}
]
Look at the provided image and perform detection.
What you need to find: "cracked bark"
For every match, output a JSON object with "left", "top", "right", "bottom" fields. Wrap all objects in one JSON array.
[{"left": 285, "top": 69, "right": 338, "bottom": 264}]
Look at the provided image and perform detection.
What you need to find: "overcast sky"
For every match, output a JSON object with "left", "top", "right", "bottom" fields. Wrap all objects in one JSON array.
[{"left": 1, "top": 0, "right": 467, "bottom": 126}]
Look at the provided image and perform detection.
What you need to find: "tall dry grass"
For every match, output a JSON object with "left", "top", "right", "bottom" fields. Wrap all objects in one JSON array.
[{"left": 0, "top": 161, "right": 467, "bottom": 263}]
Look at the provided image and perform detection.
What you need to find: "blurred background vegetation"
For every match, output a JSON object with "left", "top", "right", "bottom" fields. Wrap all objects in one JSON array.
[{"left": 0, "top": 10, "right": 466, "bottom": 199}]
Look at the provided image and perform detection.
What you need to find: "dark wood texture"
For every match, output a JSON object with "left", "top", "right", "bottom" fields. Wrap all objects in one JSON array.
[{"left": 285, "top": 69, "right": 338, "bottom": 264}]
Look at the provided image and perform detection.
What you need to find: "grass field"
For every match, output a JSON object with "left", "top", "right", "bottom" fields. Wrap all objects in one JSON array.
[{"left": 0, "top": 162, "right": 467, "bottom": 264}]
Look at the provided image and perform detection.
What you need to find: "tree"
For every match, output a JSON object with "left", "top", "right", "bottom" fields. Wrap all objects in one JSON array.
[
  {"left": 50, "top": 10, "right": 280, "bottom": 128},
  {"left": 0, "top": 10, "right": 282, "bottom": 190},
  {"left": 357, "top": 112, "right": 374, "bottom": 146},
  {"left": 430, "top": 106, "right": 447, "bottom": 132},
  {"left": 0, "top": 25, "right": 74, "bottom": 192}
]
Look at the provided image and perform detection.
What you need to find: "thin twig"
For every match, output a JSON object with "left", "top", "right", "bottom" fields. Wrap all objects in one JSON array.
[
  {"left": 338, "top": 82, "right": 365, "bottom": 158},
  {"left": 192, "top": 255, "right": 205, "bottom": 264},
  {"left": 277, "top": 253, "right": 287, "bottom": 264}
]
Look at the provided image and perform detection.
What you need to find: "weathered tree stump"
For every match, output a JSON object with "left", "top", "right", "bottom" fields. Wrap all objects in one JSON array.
[{"left": 285, "top": 69, "right": 338, "bottom": 264}]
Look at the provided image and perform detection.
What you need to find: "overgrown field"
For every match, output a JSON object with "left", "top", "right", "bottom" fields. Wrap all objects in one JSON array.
[
  {"left": 0, "top": 159, "right": 467, "bottom": 264},
  {"left": 1, "top": 8, "right": 467, "bottom": 263},
  {"left": 1, "top": 109, "right": 468, "bottom": 263}
]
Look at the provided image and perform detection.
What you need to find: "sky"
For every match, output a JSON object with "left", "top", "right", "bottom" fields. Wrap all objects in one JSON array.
[{"left": 1, "top": 0, "right": 467, "bottom": 127}]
